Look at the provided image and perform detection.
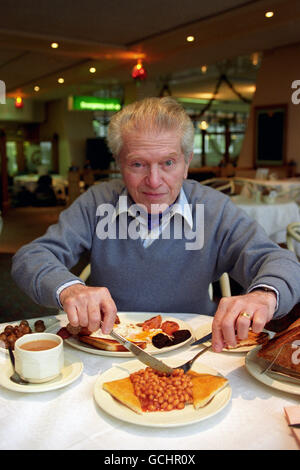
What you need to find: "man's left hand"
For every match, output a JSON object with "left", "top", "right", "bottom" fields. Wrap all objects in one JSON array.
[{"left": 212, "top": 290, "right": 277, "bottom": 352}]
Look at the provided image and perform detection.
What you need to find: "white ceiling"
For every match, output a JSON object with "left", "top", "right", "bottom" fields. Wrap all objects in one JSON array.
[{"left": 0, "top": 0, "right": 299, "bottom": 103}]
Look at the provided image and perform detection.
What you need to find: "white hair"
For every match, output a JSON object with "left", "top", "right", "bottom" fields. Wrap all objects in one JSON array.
[{"left": 106, "top": 97, "right": 194, "bottom": 163}]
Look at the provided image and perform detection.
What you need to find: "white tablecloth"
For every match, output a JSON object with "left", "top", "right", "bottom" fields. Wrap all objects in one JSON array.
[
  {"left": 0, "top": 313, "right": 299, "bottom": 450},
  {"left": 231, "top": 196, "right": 300, "bottom": 245}
]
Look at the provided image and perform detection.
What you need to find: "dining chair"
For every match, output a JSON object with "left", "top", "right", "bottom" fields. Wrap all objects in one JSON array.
[
  {"left": 286, "top": 222, "right": 300, "bottom": 254},
  {"left": 201, "top": 178, "right": 235, "bottom": 195}
]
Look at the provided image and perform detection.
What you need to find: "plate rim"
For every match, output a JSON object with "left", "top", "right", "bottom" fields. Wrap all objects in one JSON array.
[
  {"left": 245, "top": 345, "right": 300, "bottom": 395},
  {"left": 93, "top": 358, "right": 231, "bottom": 428},
  {"left": 46, "top": 312, "right": 195, "bottom": 357}
]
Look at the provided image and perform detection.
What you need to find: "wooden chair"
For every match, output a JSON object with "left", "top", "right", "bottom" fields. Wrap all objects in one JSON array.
[{"left": 201, "top": 178, "right": 235, "bottom": 195}]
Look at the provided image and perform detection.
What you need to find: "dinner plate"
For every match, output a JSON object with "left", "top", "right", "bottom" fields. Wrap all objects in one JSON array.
[
  {"left": 194, "top": 322, "right": 270, "bottom": 353},
  {"left": 245, "top": 346, "right": 300, "bottom": 396},
  {"left": 0, "top": 317, "right": 58, "bottom": 354},
  {"left": 0, "top": 354, "right": 83, "bottom": 393},
  {"left": 46, "top": 312, "right": 194, "bottom": 357},
  {"left": 94, "top": 358, "right": 231, "bottom": 428}
]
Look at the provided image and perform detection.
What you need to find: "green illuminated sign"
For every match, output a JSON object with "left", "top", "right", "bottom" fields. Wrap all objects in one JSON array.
[{"left": 71, "top": 96, "right": 121, "bottom": 111}]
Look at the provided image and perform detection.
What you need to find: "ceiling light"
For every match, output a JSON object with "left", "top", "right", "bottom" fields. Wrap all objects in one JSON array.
[
  {"left": 58, "top": 77, "right": 64, "bottom": 84},
  {"left": 51, "top": 42, "right": 59, "bottom": 48},
  {"left": 265, "top": 11, "right": 274, "bottom": 18},
  {"left": 89, "top": 67, "right": 96, "bottom": 73},
  {"left": 199, "top": 120, "right": 209, "bottom": 130},
  {"left": 186, "top": 36, "right": 195, "bottom": 42},
  {"left": 34, "top": 86, "right": 40, "bottom": 92},
  {"left": 201, "top": 65, "right": 207, "bottom": 73}
]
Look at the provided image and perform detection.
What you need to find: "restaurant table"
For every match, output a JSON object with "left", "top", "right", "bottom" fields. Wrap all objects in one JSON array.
[
  {"left": 0, "top": 312, "right": 299, "bottom": 450},
  {"left": 233, "top": 177, "right": 300, "bottom": 201},
  {"left": 13, "top": 174, "right": 68, "bottom": 199},
  {"left": 231, "top": 195, "right": 300, "bottom": 246}
]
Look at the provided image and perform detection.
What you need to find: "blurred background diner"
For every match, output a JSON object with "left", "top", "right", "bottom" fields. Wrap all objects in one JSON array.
[{"left": 0, "top": 0, "right": 300, "bottom": 326}]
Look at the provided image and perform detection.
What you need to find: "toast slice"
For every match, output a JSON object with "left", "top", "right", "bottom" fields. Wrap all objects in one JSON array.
[
  {"left": 226, "top": 330, "right": 269, "bottom": 349},
  {"left": 103, "top": 377, "right": 143, "bottom": 414},
  {"left": 257, "top": 324, "right": 300, "bottom": 372},
  {"left": 187, "top": 371, "right": 229, "bottom": 408},
  {"left": 79, "top": 335, "right": 147, "bottom": 352}
]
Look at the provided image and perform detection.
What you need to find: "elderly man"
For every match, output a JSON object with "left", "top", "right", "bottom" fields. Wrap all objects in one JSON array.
[{"left": 12, "top": 97, "right": 300, "bottom": 352}]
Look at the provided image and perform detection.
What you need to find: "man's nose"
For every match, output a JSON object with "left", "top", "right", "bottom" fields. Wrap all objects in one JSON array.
[{"left": 145, "top": 166, "right": 162, "bottom": 188}]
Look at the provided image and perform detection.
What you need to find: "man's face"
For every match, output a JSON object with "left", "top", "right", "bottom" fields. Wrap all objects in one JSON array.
[{"left": 119, "top": 129, "right": 192, "bottom": 214}]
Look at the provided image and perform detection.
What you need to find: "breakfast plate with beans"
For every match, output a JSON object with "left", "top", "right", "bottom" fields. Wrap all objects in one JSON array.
[{"left": 94, "top": 358, "right": 231, "bottom": 427}]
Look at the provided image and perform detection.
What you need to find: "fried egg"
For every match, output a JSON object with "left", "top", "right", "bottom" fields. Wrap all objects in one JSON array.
[{"left": 90, "top": 322, "right": 162, "bottom": 344}]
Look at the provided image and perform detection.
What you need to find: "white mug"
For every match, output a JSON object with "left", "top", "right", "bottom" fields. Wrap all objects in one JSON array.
[{"left": 14, "top": 332, "right": 64, "bottom": 383}]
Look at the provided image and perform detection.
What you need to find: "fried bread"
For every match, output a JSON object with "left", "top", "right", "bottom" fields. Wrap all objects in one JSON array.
[
  {"left": 257, "top": 320, "right": 300, "bottom": 372},
  {"left": 103, "top": 377, "right": 143, "bottom": 414},
  {"left": 79, "top": 335, "right": 147, "bottom": 352},
  {"left": 226, "top": 330, "right": 269, "bottom": 349}
]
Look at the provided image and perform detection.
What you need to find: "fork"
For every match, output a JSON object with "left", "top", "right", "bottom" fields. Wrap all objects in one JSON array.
[
  {"left": 175, "top": 345, "right": 212, "bottom": 373},
  {"left": 8, "top": 346, "right": 29, "bottom": 385}
]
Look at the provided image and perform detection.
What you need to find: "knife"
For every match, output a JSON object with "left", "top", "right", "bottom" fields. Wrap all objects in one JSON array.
[
  {"left": 107, "top": 326, "right": 174, "bottom": 375},
  {"left": 190, "top": 332, "right": 212, "bottom": 346}
]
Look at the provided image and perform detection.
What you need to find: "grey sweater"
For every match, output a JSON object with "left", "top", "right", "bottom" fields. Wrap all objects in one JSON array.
[{"left": 11, "top": 179, "right": 300, "bottom": 318}]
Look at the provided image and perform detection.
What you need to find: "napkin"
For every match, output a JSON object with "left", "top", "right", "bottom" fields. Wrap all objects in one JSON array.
[{"left": 284, "top": 406, "right": 300, "bottom": 447}]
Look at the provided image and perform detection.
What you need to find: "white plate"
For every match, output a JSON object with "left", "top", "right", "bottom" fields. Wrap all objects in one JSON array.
[
  {"left": 245, "top": 346, "right": 300, "bottom": 396},
  {"left": 46, "top": 312, "right": 194, "bottom": 357},
  {"left": 0, "top": 354, "right": 83, "bottom": 393},
  {"left": 94, "top": 358, "right": 231, "bottom": 428},
  {"left": 0, "top": 317, "right": 58, "bottom": 354},
  {"left": 194, "top": 322, "right": 270, "bottom": 353}
]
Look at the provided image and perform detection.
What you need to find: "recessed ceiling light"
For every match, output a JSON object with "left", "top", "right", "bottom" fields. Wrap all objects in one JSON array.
[
  {"left": 186, "top": 36, "right": 195, "bottom": 42},
  {"left": 58, "top": 77, "right": 64, "bottom": 84},
  {"left": 34, "top": 86, "right": 40, "bottom": 92},
  {"left": 51, "top": 42, "right": 59, "bottom": 48},
  {"left": 265, "top": 11, "right": 274, "bottom": 18},
  {"left": 89, "top": 67, "right": 96, "bottom": 73}
]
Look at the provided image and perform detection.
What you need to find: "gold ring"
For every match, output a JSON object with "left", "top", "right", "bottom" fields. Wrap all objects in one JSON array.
[{"left": 240, "top": 312, "right": 252, "bottom": 319}]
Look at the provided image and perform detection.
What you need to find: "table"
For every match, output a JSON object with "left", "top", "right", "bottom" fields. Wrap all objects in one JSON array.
[
  {"left": 231, "top": 195, "right": 300, "bottom": 245},
  {"left": 14, "top": 174, "right": 68, "bottom": 199},
  {"left": 0, "top": 313, "right": 299, "bottom": 450},
  {"left": 233, "top": 177, "right": 300, "bottom": 204}
]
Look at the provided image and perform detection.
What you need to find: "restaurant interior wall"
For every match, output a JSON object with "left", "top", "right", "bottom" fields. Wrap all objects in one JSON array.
[
  {"left": 239, "top": 42, "right": 300, "bottom": 175},
  {"left": 39, "top": 98, "right": 94, "bottom": 176}
]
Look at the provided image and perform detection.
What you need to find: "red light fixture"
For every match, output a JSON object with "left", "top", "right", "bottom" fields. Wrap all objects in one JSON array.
[
  {"left": 131, "top": 59, "right": 147, "bottom": 80},
  {"left": 15, "top": 96, "right": 24, "bottom": 109}
]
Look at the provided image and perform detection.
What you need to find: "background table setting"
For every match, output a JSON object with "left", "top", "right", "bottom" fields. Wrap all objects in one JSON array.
[{"left": 0, "top": 311, "right": 299, "bottom": 450}]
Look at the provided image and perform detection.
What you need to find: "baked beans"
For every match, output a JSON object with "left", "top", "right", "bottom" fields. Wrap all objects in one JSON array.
[{"left": 130, "top": 367, "right": 193, "bottom": 412}]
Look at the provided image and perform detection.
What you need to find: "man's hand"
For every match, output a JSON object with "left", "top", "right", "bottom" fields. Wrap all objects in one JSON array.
[
  {"left": 59, "top": 284, "right": 118, "bottom": 334},
  {"left": 212, "top": 290, "right": 277, "bottom": 352}
]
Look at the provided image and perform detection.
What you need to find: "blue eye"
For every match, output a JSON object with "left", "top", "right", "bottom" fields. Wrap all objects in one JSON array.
[
  {"left": 164, "top": 160, "right": 173, "bottom": 167},
  {"left": 132, "top": 162, "right": 142, "bottom": 168}
]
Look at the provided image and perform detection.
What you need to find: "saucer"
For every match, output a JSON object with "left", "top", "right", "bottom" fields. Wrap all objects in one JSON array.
[{"left": 0, "top": 354, "right": 83, "bottom": 393}]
